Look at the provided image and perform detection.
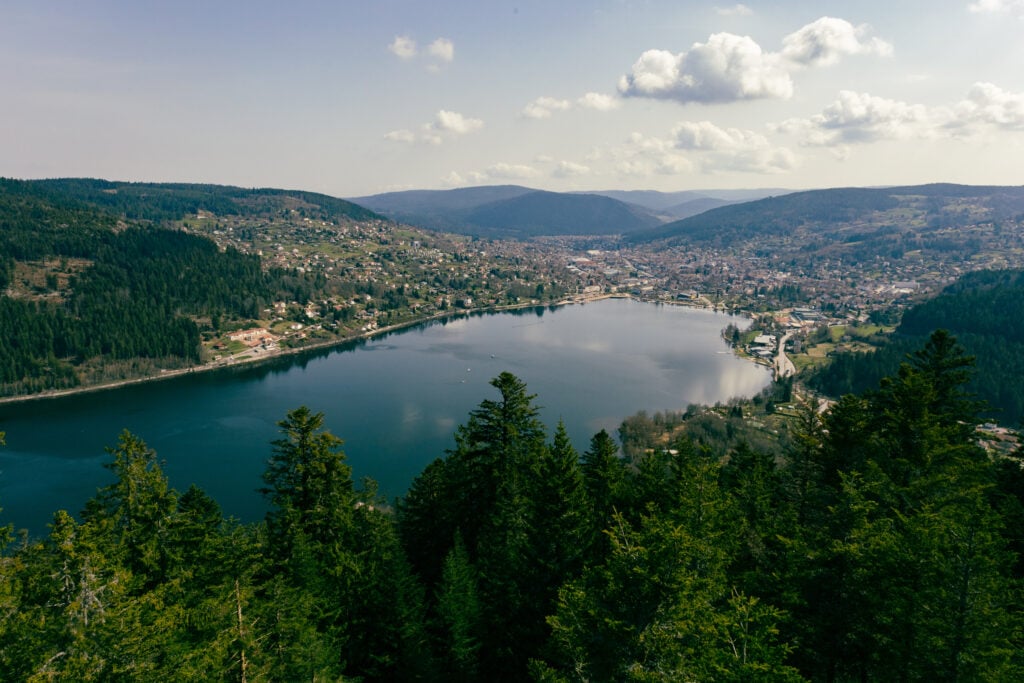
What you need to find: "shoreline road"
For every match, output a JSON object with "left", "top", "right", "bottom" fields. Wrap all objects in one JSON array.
[{"left": 776, "top": 332, "right": 797, "bottom": 379}]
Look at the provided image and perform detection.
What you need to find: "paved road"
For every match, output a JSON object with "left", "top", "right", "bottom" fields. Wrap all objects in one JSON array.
[{"left": 775, "top": 332, "right": 797, "bottom": 379}]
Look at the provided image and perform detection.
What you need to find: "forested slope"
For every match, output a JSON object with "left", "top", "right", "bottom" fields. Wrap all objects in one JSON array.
[
  {"left": 807, "top": 269, "right": 1024, "bottom": 424},
  {"left": 626, "top": 184, "right": 1024, "bottom": 248},
  {"left": 1, "top": 337, "right": 1022, "bottom": 681},
  {"left": 14, "top": 178, "right": 383, "bottom": 223},
  {"left": 0, "top": 180, "right": 317, "bottom": 395}
]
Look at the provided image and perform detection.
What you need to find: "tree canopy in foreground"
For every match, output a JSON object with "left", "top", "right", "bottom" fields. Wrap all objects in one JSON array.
[{"left": 1, "top": 332, "right": 1022, "bottom": 681}]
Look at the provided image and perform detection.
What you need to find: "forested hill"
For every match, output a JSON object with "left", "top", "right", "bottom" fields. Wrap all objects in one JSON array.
[
  {"left": 460, "top": 190, "right": 663, "bottom": 238},
  {"left": 2, "top": 350, "right": 1022, "bottom": 680},
  {"left": 0, "top": 180, "right": 318, "bottom": 396},
  {"left": 351, "top": 185, "right": 665, "bottom": 237},
  {"left": 807, "top": 268, "right": 1024, "bottom": 424},
  {"left": 6, "top": 177, "right": 383, "bottom": 223},
  {"left": 625, "top": 183, "right": 1024, "bottom": 250}
]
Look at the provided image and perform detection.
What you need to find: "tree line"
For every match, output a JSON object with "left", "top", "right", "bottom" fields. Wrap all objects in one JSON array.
[
  {"left": 2, "top": 178, "right": 382, "bottom": 224},
  {"left": 1, "top": 330, "right": 1022, "bottom": 681}
]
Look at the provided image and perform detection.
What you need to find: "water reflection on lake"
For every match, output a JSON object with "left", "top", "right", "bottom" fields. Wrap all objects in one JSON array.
[{"left": 0, "top": 298, "right": 771, "bottom": 536}]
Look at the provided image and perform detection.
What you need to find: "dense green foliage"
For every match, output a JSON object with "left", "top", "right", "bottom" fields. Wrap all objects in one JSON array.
[
  {"left": 0, "top": 180, "right": 319, "bottom": 395},
  {"left": 808, "top": 269, "right": 1024, "bottom": 424},
  {"left": 1, "top": 333, "right": 1021, "bottom": 681}
]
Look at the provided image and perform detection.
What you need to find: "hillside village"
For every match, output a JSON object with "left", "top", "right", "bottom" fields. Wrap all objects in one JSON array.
[{"left": 182, "top": 195, "right": 1024, "bottom": 377}]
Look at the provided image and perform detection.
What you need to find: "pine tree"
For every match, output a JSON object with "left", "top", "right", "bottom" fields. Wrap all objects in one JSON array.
[
  {"left": 261, "top": 406, "right": 356, "bottom": 574},
  {"left": 82, "top": 431, "right": 178, "bottom": 588},
  {"left": 527, "top": 421, "right": 589, "bottom": 604},
  {"left": 436, "top": 534, "right": 482, "bottom": 682},
  {"left": 581, "top": 429, "right": 625, "bottom": 563},
  {"left": 788, "top": 330, "right": 1023, "bottom": 680},
  {"left": 542, "top": 503, "right": 798, "bottom": 682},
  {"left": 446, "top": 372, "right": 548, "bottom": 556},
  {"left": 399, "top": 457, "right": 456, "bottom": 590},
  {"left": 260, "top": 406, "right": 358, "bottom": 678}
]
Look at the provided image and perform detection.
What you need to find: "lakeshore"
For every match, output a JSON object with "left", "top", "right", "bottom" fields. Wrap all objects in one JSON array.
[
  {"left": 0, "top": 298, "right": 771, "bottom": 535},
  {"left": 1, "top": 292, "right": 695, "bottom": 406}
]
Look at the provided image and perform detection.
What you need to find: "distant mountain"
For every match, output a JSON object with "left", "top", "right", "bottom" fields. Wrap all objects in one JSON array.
[
  {"left": 587, "top": 188, "right": 792, "bottom": 212},
  {"left": 462, "top": 191, "right": 663, "bottom": 238},
  {"left": 661, "top": 196, "right": 736, "bottom": 220},
  {"left": 581, "top": 190, "right": 708, "bottom": 211},
  {"left": 626, "top": 184, "right": 1024, "bottom": 248},
  {"left": 350, "top": 185, "right": 534, "bottom": 219},
  {"left": 19, "top": 178, "right": 384, "bottom": 223},
  {"left": 350, "top": 185, "right": 665, "bottom": 237}
]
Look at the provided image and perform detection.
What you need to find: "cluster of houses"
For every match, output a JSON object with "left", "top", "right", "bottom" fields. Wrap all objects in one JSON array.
[
  {"left": 749, "top": 333, "right": 778, "bottom": 359},
  {"left": 227, "top": 327, "right": 279, "bottom": 348}
]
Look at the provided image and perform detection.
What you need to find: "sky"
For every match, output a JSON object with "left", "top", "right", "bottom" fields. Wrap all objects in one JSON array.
[{"left": 3, "top": 1, "right": 1024, "bottom": 197}]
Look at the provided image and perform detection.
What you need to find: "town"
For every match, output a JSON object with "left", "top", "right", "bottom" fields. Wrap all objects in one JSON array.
[{"left": 180, "top": 203, "right": 1024, "bottom": 379}]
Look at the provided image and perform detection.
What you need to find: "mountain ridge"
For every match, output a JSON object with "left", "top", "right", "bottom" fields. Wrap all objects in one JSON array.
[
  {"left": 4, "top": 177, "right": 385, "bottom": 223},
  {"left": 625, "top": 183, "right": 1024, "bottom": 248},
  {"left": 351, "top": 185, "right": 667, "bottom": 237}
]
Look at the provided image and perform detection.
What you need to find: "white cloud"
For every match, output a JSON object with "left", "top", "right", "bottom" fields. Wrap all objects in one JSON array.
[
  {"left": 618, "top": 32, "right": 793, "bottom": 104},
  {"left": 431, "top": 109, "right": 483, "bottom": 134},
  {"left": 949, "top": 82, "right": 1024, "bottom": 131},
  {"left": 461, "top": 163, "right": 541, "bottom": 183},
  {"left": 969, "top": 0, "right": 1024, "bottom": 15},
  {"left": 383, "top": 129, "right": 417, "bottom": 143},
  {"left": 618, "top": 17, "right": 892, "bottom": 105},
  {"left": 444, "top": 163, "right": 546, "bottom": 186},
  {"left": 441, "top": 171, "right": 468, "bottom": 187},
  {"left": 427, "top": 38, "right": 455, "bottom": 63},
  {"left": 388, "top": 36, "right": 417, "bottom": 59},
  {"left": 672, "top": 120, "right": 769, "bottom": 151},
  {"left": 605, "top": 122, "right": 795, "bottom": 177},
  {"left": 670, "top": 120, "right": 797, "bottom": 173},
  {"left": 611, "top": 131, "right": 694, "bottom": 176},
  {"left": 626, "top": 131, "right": 677, "bottom": 155},
  {"left": 779, "top": 90, "right": 933, "bottom": 145},
  {"left": 484, "top": 163, "right": 541, "bottom": 179},
  {"left": 522, "top": 96, "right": 572, "bottom": 119},
  {"left": 552, "top": 161, "right": 591, "bottom": 177},
  {"left": 391, "top": 36, "right": 454, "bottom": 69},
  {"left": 716, "top": 4, "right": 753, "bottom": 16},
  {"left": 577, "top": 92, "right": 620, "bottom": 111},
  {"left": 522, "top": 92, "right": 619, "bottom": 119},
  {"left": 717, "top": 147, "right": 798, "bottom": 173},
  {"left": 777, "top": 83, "right": 1024, "bottom": 149},
  {"left": 781, "top": 17, "right": 892, "bottom": 67},
  {"left": 385, "top": 109, "right": 483, "bottom": 144}
]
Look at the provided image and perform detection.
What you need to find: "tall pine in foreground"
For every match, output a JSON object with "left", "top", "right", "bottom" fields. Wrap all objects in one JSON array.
[
  {"left": 260, "top": 406, "right": 431, "bottom": 681},
  {"left": 399, "top": 373, "right": 592, "bottom": 681},
  {"left": 1, "top": 336, "right": 1023, "bottom": 681}
]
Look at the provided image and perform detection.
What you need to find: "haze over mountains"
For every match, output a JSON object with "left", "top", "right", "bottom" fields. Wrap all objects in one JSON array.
[{"left": 349, "top": 186, "right": 789, "bottom": 238}]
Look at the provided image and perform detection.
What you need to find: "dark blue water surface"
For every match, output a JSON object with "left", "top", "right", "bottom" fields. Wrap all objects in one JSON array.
[{"left": 0, "top": 299, "right": 770, "bottom": 536}]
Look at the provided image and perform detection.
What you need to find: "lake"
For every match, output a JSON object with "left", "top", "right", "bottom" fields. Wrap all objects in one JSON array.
[{"left": 0, "top": 298, "right": 771, "bottom": 536}]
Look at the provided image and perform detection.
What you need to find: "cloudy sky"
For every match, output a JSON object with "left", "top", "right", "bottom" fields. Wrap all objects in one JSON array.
[{"left": 3, "top": 1, "right": 1024, "bottom": 197}]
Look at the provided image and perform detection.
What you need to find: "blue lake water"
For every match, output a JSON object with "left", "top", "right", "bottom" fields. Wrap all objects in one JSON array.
[{"left": 0, "top": 298, "right": 771, "bottom": 536}]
